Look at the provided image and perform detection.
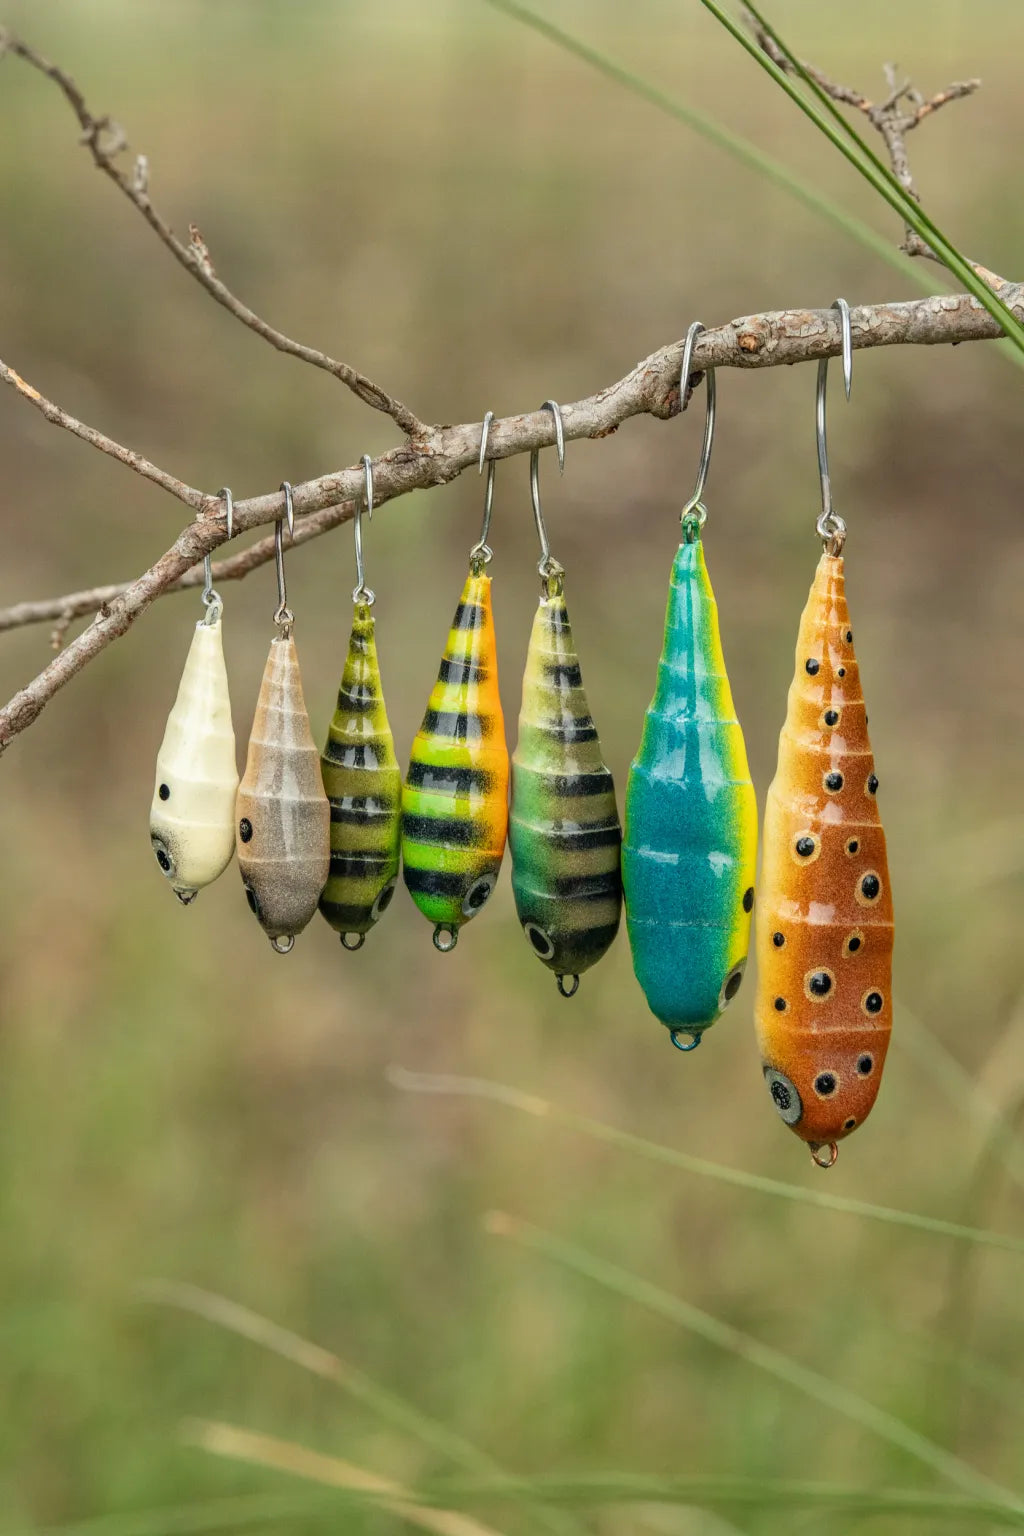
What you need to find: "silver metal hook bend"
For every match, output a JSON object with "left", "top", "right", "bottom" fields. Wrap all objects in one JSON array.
[
  {"left": 679, "top": 322, "right": 716, "bottom": 535},
  {"left": 274, "top": 481, "right": 295, "bottom": 635},
  {"left": 218, "top": 486, "right": 234, "bottom": 542},
  {"left": 529, "top": 400, "right": 566, "bottom": 584},
  {"left": 353, "top": 454, "right": 376, "bottom": 605},
  {"left": 469, "top": 411, "right": 496, "bottom": 574},
  {"left": 815, "top": 298, "right": 853, "bottom": 555}
]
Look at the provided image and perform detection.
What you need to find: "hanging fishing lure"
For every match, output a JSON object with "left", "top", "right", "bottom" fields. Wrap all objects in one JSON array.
[
  {"left": 402, "top": 413, "right": 510, "bottom": 951},
  {"left": 149, "top": 488, "right": 239, "bottom": 904},
  {"left": 756, "top": 301, "right": 894, "bottom": 1168},
  {"left": 236, "top": 483, "right": 330, "bottom": 952},
  {"left": 622, "top": 327, "right": 758, "bottom": 1049},
  {"left": 509, "top": 402, "right": 621, "bottom": 997},
  {"left": 319, "top": 456, "right": 403, "bottom": 948}
]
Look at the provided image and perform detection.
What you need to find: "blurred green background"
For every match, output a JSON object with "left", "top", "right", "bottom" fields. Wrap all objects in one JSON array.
[{"left": 1, "top": 1, "right": 1023, "bottom": 1531}]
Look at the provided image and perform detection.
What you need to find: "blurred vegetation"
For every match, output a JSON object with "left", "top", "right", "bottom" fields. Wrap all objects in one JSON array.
[{"left": 1, "top": 1, "right": 1023, "bottom": 1532}]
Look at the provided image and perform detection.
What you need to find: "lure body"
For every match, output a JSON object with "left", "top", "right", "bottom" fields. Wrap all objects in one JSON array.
[
  {"left": 236, "top": 635, "right": 330, "bottom": 946},
  {"left": 402, "top": 571, "right": 509, "bottom": 943},
  {"left": 509, "top": 577, "right": 621, "bottom": 987},
  {"left": 319, "top": 604, "right": 402, "bottom": 944},
  {"left": 755, "top": 553, "right": 893, "bottom": 1157},
  {"left": 149, "top": 615, "right": 238, "bottom": 903},
  {"left": 622, "top": 535, "right": 757, "bottom": 1042}
]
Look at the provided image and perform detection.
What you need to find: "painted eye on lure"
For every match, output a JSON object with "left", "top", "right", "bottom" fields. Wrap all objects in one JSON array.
[
  {"left": 319, "top": 458, "right": 402, "bottom": 951},
  {"left": 622, "top": 329, "right": 757, "bottom": 1050},
  {"left": 236, "top": 485, "right": 330, "bottom": 952},
  {"left": 149, "top": 496, "right": 239, "bottom": 905},
  {"left": 509, "top": 403, "right": 622, "bottom": 997},
  {"left": 754, "top": 302, "right": 894, "bottom": 1169},
  {"left": 402, "top": 425, "right": 509, "bottom": 952}
]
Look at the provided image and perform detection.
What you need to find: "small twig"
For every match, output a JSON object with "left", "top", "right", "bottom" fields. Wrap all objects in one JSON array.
[{"left": 0, "top": 29, "right": 427, "bottom": 438}]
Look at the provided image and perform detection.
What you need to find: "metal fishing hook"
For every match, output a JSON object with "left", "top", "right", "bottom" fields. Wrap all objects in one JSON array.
[
  {"left": 529, "top": 399, "right": 565, "bottom": 586},
  {"left": 679, "top": 321, "right": 716, "bottom": 541},
  {"left": 353, "top": 453, "right": 375, "bottom": 606},
  {"left": 815, "top": 297, "right": 853, "bottom": 557},
  {"left": 469, "top": 411, "right": 496, "bottom": 574},
  {"left": 274, "top": 480, "right": 295, "bottom": 636},
  {"left": 201, "top": 486, "right": 233, "bottom": 624}
]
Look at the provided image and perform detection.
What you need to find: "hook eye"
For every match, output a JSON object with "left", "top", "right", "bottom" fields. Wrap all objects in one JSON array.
[
  {"left": 353, "top": 454, "right": 376, "bottom": 605},
  {"left": 815, "top": 298, "right": 852, "bottom": 554},
  {"left": 274, "top": 481, "right": 295, "bottom": 634},
  {"left": 469, "top": 411, "right": 496, "bottom": 573},
  {"left": 679, "top": 322, "right": 716, "bottom": 528}
]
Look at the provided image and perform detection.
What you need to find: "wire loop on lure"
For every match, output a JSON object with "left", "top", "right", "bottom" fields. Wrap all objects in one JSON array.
[
  {"left": 557, "top": 973, "right": 580, "bottom": 998},
  {"left": 670, "top": 1029, "right": 702, "bottom": 1052},
  {"left": 810, "top": 1141, "right": 839, "bottom": 1169},
  {"left": 200, "top": 486, "right": 233, "bottom": 624},
  {"left": 529, "top": 400, "right": 566, "bottom": 590},
  {"left": 274, "top": 481, "right": 295, "bottom": 636},
  {"left": 469, "top": 412, "right": 496, "bottom": 575},
  {"left": 815, "top": 298, "right": 853, "bottom": 557},
  {"left": 679, "top": 322, "right": 716, "bottom": 538},
  {"left": 433, "top": 924, "right": 458, "bottom": 953},
  {"left": 353, "top": 454, "right": 376, "bottom": 606}
]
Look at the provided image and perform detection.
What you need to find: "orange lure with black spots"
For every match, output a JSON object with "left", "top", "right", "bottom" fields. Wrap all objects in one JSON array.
[{"left": 755, "top": 553, "right": 893, "bottom": 1166}]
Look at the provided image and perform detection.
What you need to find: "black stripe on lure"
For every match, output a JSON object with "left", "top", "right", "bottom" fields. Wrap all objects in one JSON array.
[{"left": 509, "top": 401, "right": 622, "bottom": 997}]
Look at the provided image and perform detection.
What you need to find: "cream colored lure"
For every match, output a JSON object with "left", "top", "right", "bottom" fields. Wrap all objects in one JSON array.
[
  {"left": 236, "top": 634, "right": 331, "bottom": 949},
  {"left": 150, "top": 614, "right": 239, "bottom": 904}
]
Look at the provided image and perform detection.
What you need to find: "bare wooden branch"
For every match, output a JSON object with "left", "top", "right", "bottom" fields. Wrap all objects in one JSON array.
[{"left": 0, "top": 30, "right": 427, "bottom": 438}]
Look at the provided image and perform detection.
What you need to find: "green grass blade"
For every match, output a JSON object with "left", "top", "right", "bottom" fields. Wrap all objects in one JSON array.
[
  {"left": 29, "top": 1494, "right": 335, "bottom": 1536},
  {"left": 694, "top": 0, "right": 1024, "bottom": 355},
  {"left": 479, "top": 0, "right": 938, "bottom": 290},
  {"left": 387, "top": 1068, "right": 1024, "bottom": 1256},
  {"left": 141, "top": 1281, "right": 581, "bottom": 1536},
  {"left": 486, "top": 1212, "right": 1024, "bottom": 1514}
]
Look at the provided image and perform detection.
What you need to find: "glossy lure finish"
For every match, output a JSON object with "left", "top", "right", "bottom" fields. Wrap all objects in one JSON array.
[
  {"left": 509, "top": 572, "right": 621, "bottom": 992},
  {"left": 622, "top": 530, "right": 758, "bottom": 1045},
  {"left": 402, "top": 570, "right": 509, "bottom": 948},
  {"left": 236, "top": 635, "right": 331, "bottom": 949},
  {"left": 755, "top": 553, "right": 893, "bottom": 1162},
  {"left": 150, "top": 614, "right": 238, "bottom": 903},
  {"left": 319, "top": 603, "right": 402, "bottom": 946}
]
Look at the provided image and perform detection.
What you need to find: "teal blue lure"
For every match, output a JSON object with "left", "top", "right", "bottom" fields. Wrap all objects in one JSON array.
[{"left": 621, "top": 527, "right": 758, "bottom": 1049}]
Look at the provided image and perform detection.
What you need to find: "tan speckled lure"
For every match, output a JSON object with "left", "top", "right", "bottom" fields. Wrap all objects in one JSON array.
[
  {"left": 755, "top": 303, "right": 894, "bottom": 1168},
  {"left": 236, "top": 484, "right": 330, "bottom": 951}
]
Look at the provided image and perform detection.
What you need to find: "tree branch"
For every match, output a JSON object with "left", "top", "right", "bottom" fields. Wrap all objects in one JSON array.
[{"left": 0, "top": 29, "right": 427, "bottom": 438}]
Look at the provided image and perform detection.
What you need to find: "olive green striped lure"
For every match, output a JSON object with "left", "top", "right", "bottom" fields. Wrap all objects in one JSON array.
[
  {"left": 402, "top": 419, "right": 509, "bottom": 950},
  {"left": 509, "top": 406, "right": 621, "bottom": 995},
  {"left": 319, "top": 460, "right": 402, "bottom": 948}
]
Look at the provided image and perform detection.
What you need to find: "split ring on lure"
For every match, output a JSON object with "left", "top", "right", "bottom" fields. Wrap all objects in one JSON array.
[
  {"left": 319, "top": 456, "right": 402, "bottom": 948},
  {"left": 509, "top": 402, "right": 622, "bottom": 996},
  {"left": 236, "top": 482, "right": 330, "bottom": 951},
  {"left": 149, "top": 488, "right": 239, "bottom": 903},
  {"left": 402, "top": 413, "right": 510, "bottom": 951},
  {"left": 622, "top": 327, "right": 758, "bottom": 1049},
  {"left": 755, "top": 301, "right": 894, "bottom": 1168}
]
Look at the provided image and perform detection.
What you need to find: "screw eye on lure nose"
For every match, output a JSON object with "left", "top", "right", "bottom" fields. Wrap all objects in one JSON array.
[
  {"left": 318, "top": 456, "right": 402, "bottom": 950},
  {"left": 149, "top": 487, "right": 240, "bottom": 904},
  {"left": 402, "top": 412, "right": 510, "bottom": 952},
  {"left": 621, "top": 325, "right": 758, "bottom": 1051},
  {"left": 508, "top": 401, "right": 622, "bottom": 997},
  {"left": 235, "top": 481, "right": 330, "bottom": 952},
  {"left": 755, "top": 301, "right": 894, "bottom": 1169}
]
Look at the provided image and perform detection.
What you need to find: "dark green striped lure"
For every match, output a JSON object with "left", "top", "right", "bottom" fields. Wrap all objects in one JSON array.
[
  {"left": 319, "top": 458, "right": 402, "bottom": 948},
  {"left": 509, "top": 404, "right": 622, "bottom": 995},
  {"left": 402, "top": 415, "right": 510, "bottom": 951}
]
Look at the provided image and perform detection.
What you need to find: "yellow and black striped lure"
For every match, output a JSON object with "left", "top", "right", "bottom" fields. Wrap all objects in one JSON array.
[
  {"left": 402, "top": 425, "right": 509, "bottom": 950},
  {"left": 509, "top": 409, "right": 621, "bottom": 995},
  {"left": 319, "top": 460, "right": 402, "bottom": 948}
]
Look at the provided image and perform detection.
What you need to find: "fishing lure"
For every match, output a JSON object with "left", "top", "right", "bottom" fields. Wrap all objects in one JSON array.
[
  {"left": 402, "top": 414, "right": 509, "bottom": 950},
  {"left": 236, "top": 483, "right": 330, "bottom": 951},
  {"left": 755, "top": 302, "right": 893, "bottom": 1168},
  {"left": 149, "top": 489, "right": 239, "bottom": 904},
  {"left": 319, "top": 457, "right": 402, "bottom": 948},
  {"left": 622, "top": 329, "right": 758, "bottom": 1049},
  {"left": 509, "top": 402, "right": 621, "bottom": 996}
]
